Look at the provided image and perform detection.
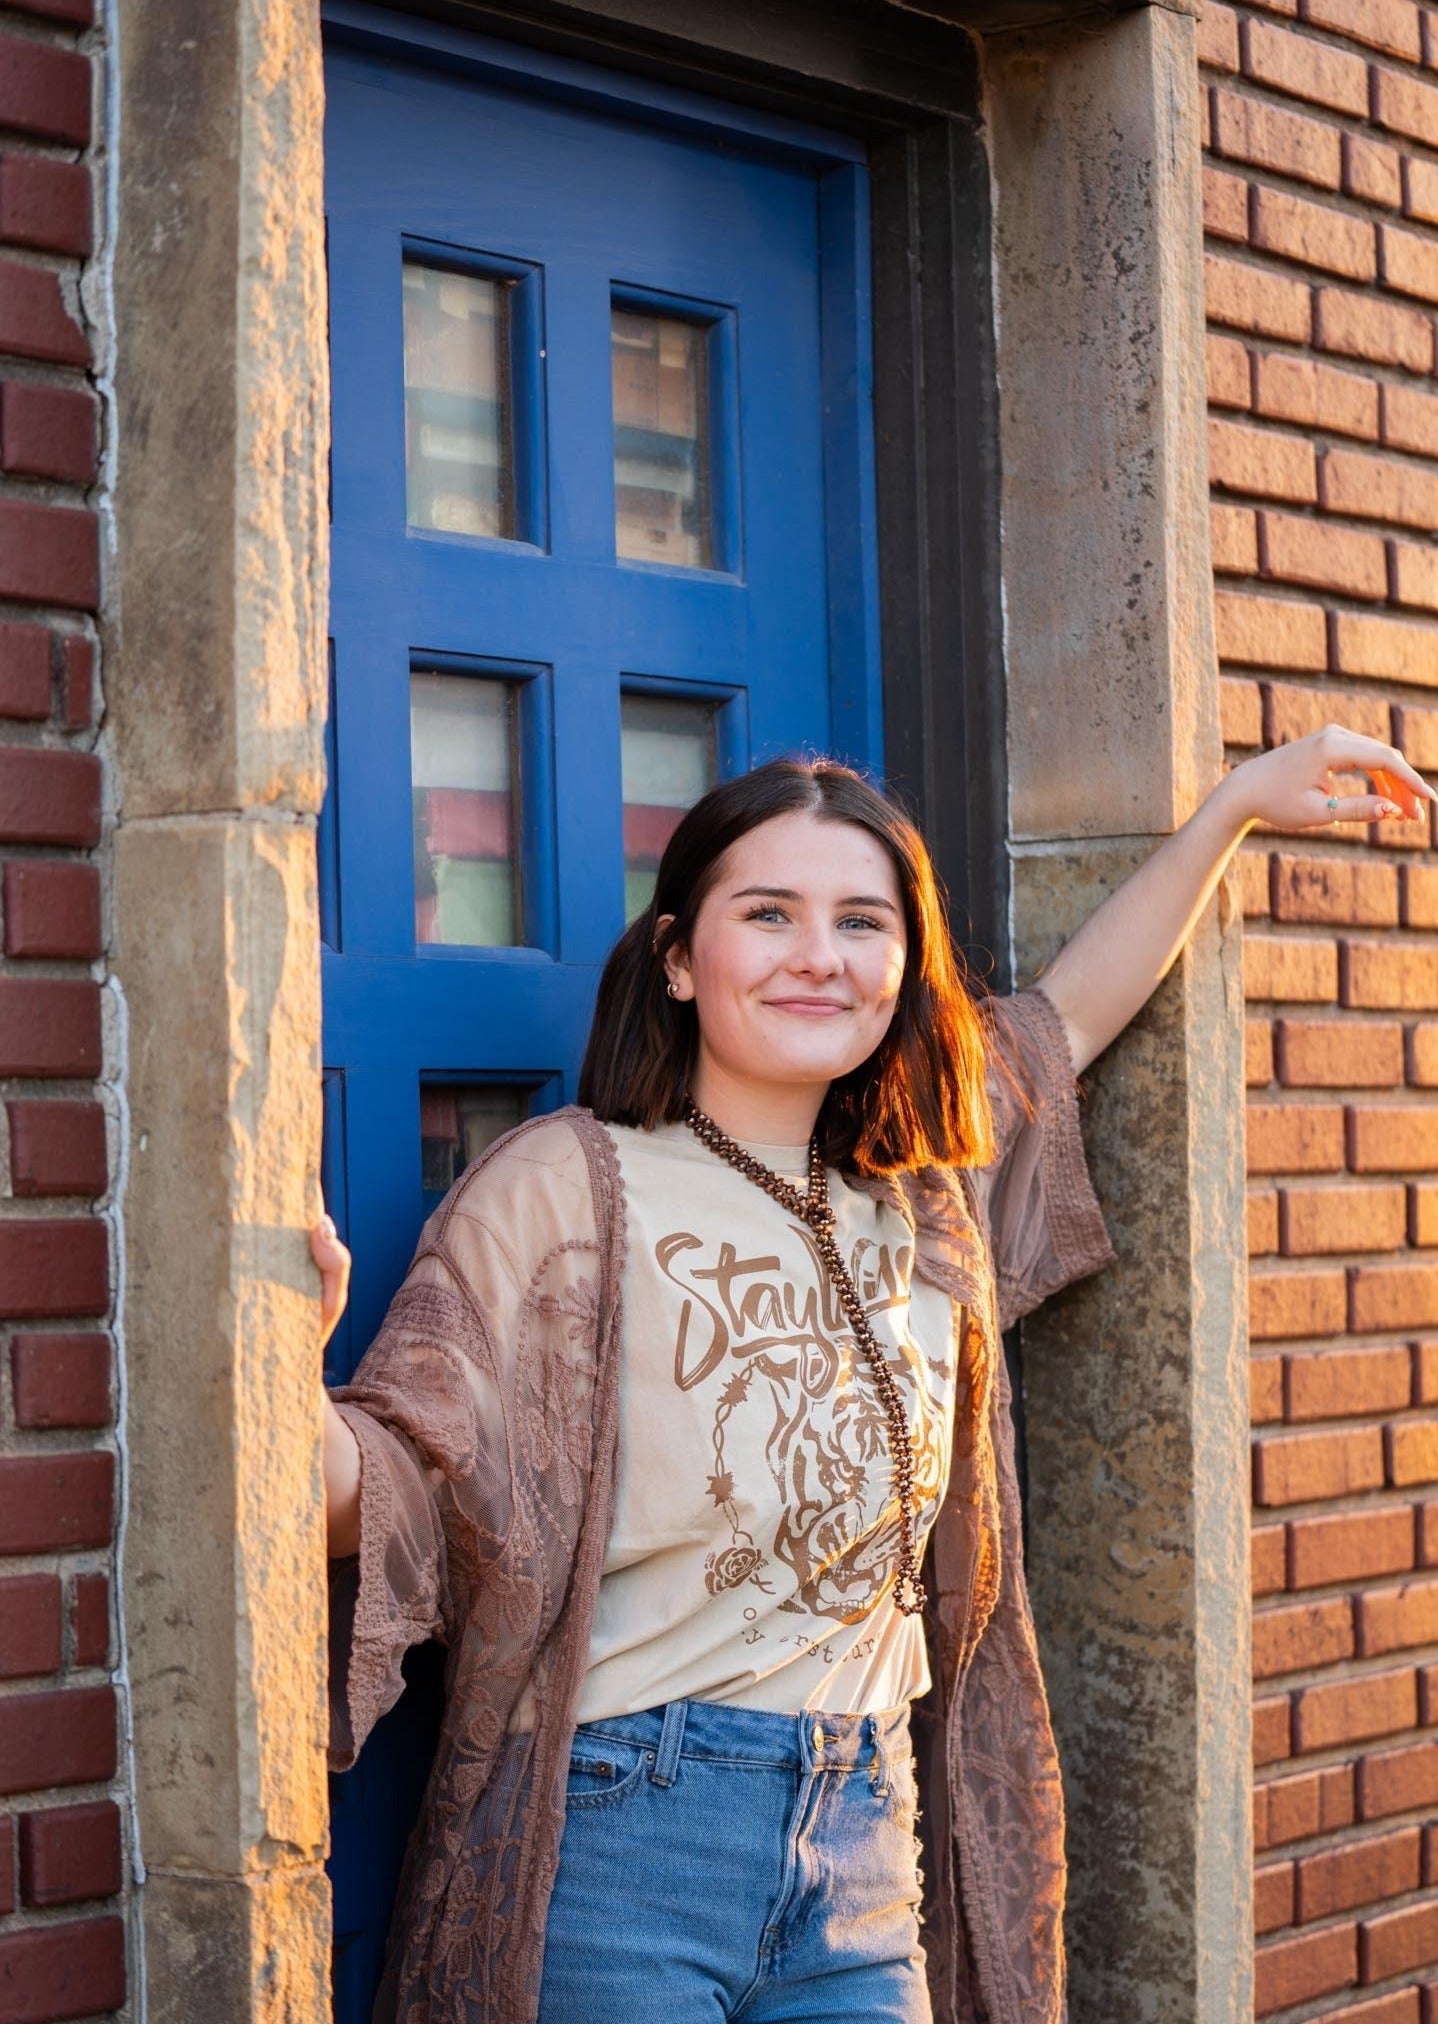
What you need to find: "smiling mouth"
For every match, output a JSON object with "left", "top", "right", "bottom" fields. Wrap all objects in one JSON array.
[{"left": 764, "top": 999, "right": 853, "bottom": 1014}]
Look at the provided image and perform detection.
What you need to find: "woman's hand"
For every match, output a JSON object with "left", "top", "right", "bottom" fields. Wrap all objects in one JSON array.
[
  {"left": 311, "top": 1213, "right": 352, "bottom": 1352},
  {"left": 1221, "top": 724, "right": 1436, "bottom": 832}
]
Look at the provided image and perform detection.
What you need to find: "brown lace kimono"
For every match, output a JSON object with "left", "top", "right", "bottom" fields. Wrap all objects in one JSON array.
[{"left": 328, "top": 983, "right": 1116, "bottom": 2024}]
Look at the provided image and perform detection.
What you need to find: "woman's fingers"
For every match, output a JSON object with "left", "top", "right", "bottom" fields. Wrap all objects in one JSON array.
[
  {"left": 310, "top": 1213, "right": 352, "bottom": 1349},
  {"left": 1370, "top": 765, "right": 1425, "bottom": 822},
  {"left": 1319, "top": 728, "right": 1435, "bottom": 806}
]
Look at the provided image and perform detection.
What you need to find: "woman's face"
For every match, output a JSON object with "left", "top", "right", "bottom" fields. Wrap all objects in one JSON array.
[{"left": 661, "top": 811, "right": 908, "bottom": 1121}]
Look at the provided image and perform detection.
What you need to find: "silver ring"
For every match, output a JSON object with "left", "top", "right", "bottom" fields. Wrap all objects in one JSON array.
[{"left": 1326, "top": 795, "right": 1339, "bottom": 818}]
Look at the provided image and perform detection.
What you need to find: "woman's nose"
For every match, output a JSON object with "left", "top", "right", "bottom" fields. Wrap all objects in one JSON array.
[{"left": 789, "top": 927, "right": 844, "bottom": 976}]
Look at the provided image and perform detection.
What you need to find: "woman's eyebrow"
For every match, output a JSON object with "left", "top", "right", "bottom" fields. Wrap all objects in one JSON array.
[{"left": 730, "top": 884, "right": 898, "bottom": 911}]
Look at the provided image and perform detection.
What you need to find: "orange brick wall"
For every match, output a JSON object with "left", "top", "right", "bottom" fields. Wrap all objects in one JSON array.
[{"left": 1200, "top": 0, "right": 1438, "bottom": 2013}]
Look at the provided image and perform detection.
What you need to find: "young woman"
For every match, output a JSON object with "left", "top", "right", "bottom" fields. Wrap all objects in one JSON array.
[{"left": 316, "top": 726, "right": 1431, "bottom": 2024}]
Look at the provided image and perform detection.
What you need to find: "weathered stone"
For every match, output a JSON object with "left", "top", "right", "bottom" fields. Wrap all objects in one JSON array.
[
  {"left": 141, "top": 1866, "right": 330, "bottom": 2024},
  {"left": 115, "top": 817, "right": 326, "bottom": 1877}
]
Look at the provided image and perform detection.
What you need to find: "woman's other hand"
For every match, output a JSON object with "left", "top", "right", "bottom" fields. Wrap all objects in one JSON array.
[
  {"left": 311, "top": 1212, "right": 352, "bottom": 1353},
  {"left": 1222, "top": 724, "right": 1436, "bottom": 832}
]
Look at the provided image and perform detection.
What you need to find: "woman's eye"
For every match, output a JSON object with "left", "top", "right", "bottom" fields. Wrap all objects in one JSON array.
[
  {"left": 838, "top": 914, "right": 882, "bottom": 932},
  {"left": 742, "top": 905, "right": 788, "bottom": 924}
]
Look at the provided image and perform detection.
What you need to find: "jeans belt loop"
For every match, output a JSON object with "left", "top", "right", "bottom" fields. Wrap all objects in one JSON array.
[{"left": 650, "top": 1697, "right": 688, "bottom": 1787}]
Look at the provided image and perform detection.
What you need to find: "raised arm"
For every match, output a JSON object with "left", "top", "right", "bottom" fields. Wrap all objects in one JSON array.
[{"left": 1036, "top": 726, "right": 1436, "bottom": 1077}]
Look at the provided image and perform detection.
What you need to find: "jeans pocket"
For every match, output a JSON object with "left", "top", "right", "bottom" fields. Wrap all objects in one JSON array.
[{"left": 564, "top": 1732, "right": 653, "bottom": 1811}]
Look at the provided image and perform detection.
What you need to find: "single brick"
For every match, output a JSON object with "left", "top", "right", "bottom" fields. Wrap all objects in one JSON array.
[
  {"left": 1297, "top": 1825, "right": 1422, "bottom": 1922},
  {"left": 0, "top": 35, "right": 90, "bottom": 145},
  {"left": 1250, "top": 182, "right": 1376, "bottom": 279},
  {"left": 0, "top": 1220, "right": 108, "bottom": 1320},
  {"left": 1277, "top": 1016, "right": 1404, "bottom": 1087},
  {"left": 1251, "top": 1266, "right": 1348, "bottom": 1339},
  {"left": 0, "top": 1917, "right": 124, "bottom": 2022},
  {"left": 0, "top": 1685, "right": 115, "bottom": 1795},
  {"left": 1373, "top": 65, "right": 1438, "bottom": 149},
  {"left": 1203, "top": 164, "right": 1248, "bottom": 242},
  {"left": 1294, "top": 1666, "right": 1417, "bottom": 1753},
  {"left": 1360, "top": 1577, "right": 1438, "bottom": 1657},
  {"left": 1239, "top": 850, "right": 1271, "bottom": 916},
  {"left": 1207, "top": 331, "right": 1251, "bottom": 410},
  {"left": 1241, "top": 16, "right": 1369, "bottom": 115},
  {"left": 0, "top": 155, "right": 91, "bottom": 259},
  {"left": 1254, "top": 1922, "right": 1358, "bottom": 2014},
  {"left": 0, "top": 621, "right": 49, "bottom": 720},
  {"left": 1381, "top": 221, "right": 1438, "bottom": 305},
  {"left": 1, "top": 0, "right": 94, "bottom": 20},
  {"left": 1254, "top": 1594, "right": 1354, "bottom": 1678},
  {"left": 62, "top": 632, "right": 93, "bottom": 731},
  {"left": 0, "top": 1453, "right": 111, "bottom": 1554},
  {"left": 1362, "top": 1898, "right": 1438, "bottom": 1983},
  {"left": 1282, "top": 1182, "right": 1407, "bottom": 1256},
  {"left": 1403, "top": 866, "right": 1438, "bottom": 931},
  {"left": 19, "top": 1800, "right": 121, "bottom": 1907},
  {"left": 1197, "top": 0, "right": 1240, "bottom": 69},
  {"left": 1222, "top": 677, "right": 1263, "bottom": 750},
  {"left": 71, "top": 1572, "right": 107, "bottom": 1667},
  {"left": 1290, "top": 1504, "right": 1415, "bottom": 1589},
  {"left": 1256, "top": 1692, "right": 1294, "bottom": 1766},
  {"left": 6, "top": 1099, "right": 106, "bottom": 1198},
  {"left": 1273, "top": 855, "right": 1398, "bottom": 928},
  {"left": 1, "top": 859, "right": 101, "bottom": 959},
  {"left": 1210, "top": 416, "right": 1318, "bottom": 503},
  {"left": 1344, "top": 949, "right": 1438, "bottom": 1013},
  {"left": 1344, "top": 132, "right": 1405, "bottom": 210},
  {"left": 1388, "top": 1417, "right": 1438, "bottom": 1484},
  {"left": 1396, "top": 706, "right": 1438, "bottom": 771},
  {"left": 1286, "top": 1342, "right": 1412, "bottom": 1414},
  {"left": 1415, "top": 1340, "right": 1438, "bottom": 1404},
  {"left": 1412, "top": 1180, "right": 1438, "bottom": 1245},
  {"left": 1259, "top": 511, "right": 1387, "bottom": 598},
  {"left": 1250, "top": 1186, "right": 1280, "bottom": 1256},
  {"left": 1248, "top": 1016, "right": 1276, "bottom": 1085},
  {"left": 1245, "top": 939, "right": 1340, "bottom": 1006},
  {"left": 1254, "top": 1354, "right": 1287, "bottom": 1424},
  {"left": 1255, "top": 1522, "right": 1287, "bottom": 1596},
  {"left": 1211, "top": 87, "right": 1343, "bottom": 190},
  {"left": 0, "top": 381, "right": 97, "bottom": 485},
  {"left": 1406, "top": 153, "right": 1438, "bottom": 223},
  {"left": 1345, "top": 1101, "right": 1438, "bottom": 1172},
  {"left": 1213, "top": 505, "right": 1259, "bottom": 577},
  {"left": 1354, "top": 1265, "right": 1438, "bottom": 1333},
  {"left": 0, "top": 747, "right": 99, "bottom": 847},
  {"left": 10, "top": 1333, "right": 110, "bottom": 1430},
  {"left": 1256, "top": 1426, "right": 1386, "bottom": 1505},
  {"left": 1393, "top": 538, "right": 1438, "bottom": 644},
  {"left": 1384, "top": 380, "right": 1438, "bottom": 459},
  {"left": 1255, "top": 1857, "right": 1294, "bottom": 1934},
  {"left": 1215, "top": 590, "right": 1327, "bottom": 670},
  {"left": 1359, "top": 1736, "right": 1438, "bottom": 1818},
  {"left": 1265, "top": 682, "right": 1392, "bottom": 747},
  {"left": 1305, "top": 0, "right": 1421, "bottom": 61},
  {"left": 0, "top": 499, "right": 98, "bottom": 609},
  {"left": 1253, "top": 352, "right": 1379, "bottom": 438},
  {"left": 1261, "top": 1762, "right": 1356, "bottom": 1846},
  {"left": 1410, "top": 1023, "right": 1438, "bottom": 1086},
  {"left": 1249, "top": 1100, "right": 1346, "bottom": 1170},
  {"left": 0, "top": 259, "right": 88, "bottom": 368},
  {"left": 1314, "top": 292, "right": 1436, "bottom": 376},
  {"left": 0, "top": 1574, "right": 61, "bottom": 1679},
  {"left": 1332, "top": 611, "right": 1438, "bottom": 687},
  {"left": 0, "top": 979, "right": 100, "bottom": 1076}
]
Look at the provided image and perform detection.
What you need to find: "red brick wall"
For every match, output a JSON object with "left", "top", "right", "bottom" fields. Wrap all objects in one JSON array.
[
  {"left": 0, "top": 0, "right": 126, "bottom": 2016},
  {"left": 1201, "top": 0, "right": 1438, "bottom": 2012}
]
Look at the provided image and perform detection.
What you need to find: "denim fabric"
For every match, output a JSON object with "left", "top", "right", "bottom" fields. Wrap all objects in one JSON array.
[{"left": 534, "top": 1695, "right": 932, "bottom": 2023}]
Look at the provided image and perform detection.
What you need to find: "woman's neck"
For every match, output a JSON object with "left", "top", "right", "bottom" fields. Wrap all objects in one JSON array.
[{"left": 687, "top": 1058, "right": 826, "bottom": 1146}]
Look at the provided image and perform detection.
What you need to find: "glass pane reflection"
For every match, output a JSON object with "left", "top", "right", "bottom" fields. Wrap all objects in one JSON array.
[
  {"left": 612, "top": 308, "right": 712, "bottom": 569},
  {"left": 403, "top": 261, "right": 513, "bottom": 538},
  {"left": 411, "top": 673, "right": 520, "bottom": 947},
  {"left": 621, "top": 693, "right": 717, "bottom": 921},
  {"left": 420, "top": 1085, "right": 527, "bottom": 1214}
]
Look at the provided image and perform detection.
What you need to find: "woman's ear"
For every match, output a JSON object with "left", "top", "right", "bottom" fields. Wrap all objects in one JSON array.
[{"left": 654, "top": 913, "right": 694, "bottom": 1002}]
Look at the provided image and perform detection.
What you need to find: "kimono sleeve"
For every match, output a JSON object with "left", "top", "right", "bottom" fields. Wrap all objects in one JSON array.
[{"left": 973, "top": 982, "right": 1116, "bottom": 1332}]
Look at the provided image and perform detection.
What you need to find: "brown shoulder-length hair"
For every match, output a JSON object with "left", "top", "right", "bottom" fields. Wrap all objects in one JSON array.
[{"left": 578, "top": 757, "right": 1000, "bottom": 1176}]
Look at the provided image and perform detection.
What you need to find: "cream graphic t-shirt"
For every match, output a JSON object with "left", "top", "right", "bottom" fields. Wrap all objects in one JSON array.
[{"left": 568, "top": 1118, "right": 962, "bottom": 1722}]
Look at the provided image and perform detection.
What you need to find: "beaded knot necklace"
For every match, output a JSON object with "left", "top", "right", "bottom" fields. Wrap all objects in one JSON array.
[{"left": 681, "top": 1096, "right": 929, "bottom": 1618}]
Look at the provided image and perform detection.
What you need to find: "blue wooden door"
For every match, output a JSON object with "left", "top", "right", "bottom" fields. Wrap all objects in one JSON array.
[{"left": 321, "top": 20, "right": 880, "bottom": 2017}]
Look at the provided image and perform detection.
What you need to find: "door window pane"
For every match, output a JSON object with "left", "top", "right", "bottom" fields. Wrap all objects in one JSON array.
[
  {"left": 612, "top": 308, "right": 712, "bottom": 569},
  {"left": 404, "top": 261, "right": 513, "bottom": 538},
  {"left": 420, "top": 1084, "right": 527, "bottom": 1213},
  {"left": 411, "top": 673, "right": 520, "bottom": 946},
  {"left": 621, "top": 693, "right": 717, "bottom": 920}
]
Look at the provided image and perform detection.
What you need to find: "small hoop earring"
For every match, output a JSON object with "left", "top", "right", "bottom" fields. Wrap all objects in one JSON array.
[{"left": 667, "top": 981, "right": 679, "bottom": 999}]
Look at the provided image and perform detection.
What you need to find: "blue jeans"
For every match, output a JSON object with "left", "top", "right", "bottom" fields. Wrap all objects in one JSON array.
[{"left": 536, "top": 1695, "right": 932, "bottom": 2023}]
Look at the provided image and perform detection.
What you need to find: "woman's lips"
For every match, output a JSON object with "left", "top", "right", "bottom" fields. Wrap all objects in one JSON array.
[{"left": 763, "top": 998, "right": 852, "bottom": 1016}]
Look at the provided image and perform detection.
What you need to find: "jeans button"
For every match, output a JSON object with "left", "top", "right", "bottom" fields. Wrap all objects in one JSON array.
[{"left": 811, "top": 1723, "right": 826, "bottom": 1751}]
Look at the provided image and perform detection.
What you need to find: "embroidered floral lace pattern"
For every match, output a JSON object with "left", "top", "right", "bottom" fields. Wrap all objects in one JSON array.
[{"left": 327, "top": 985, "right": 1114, "bottom": 2024}]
